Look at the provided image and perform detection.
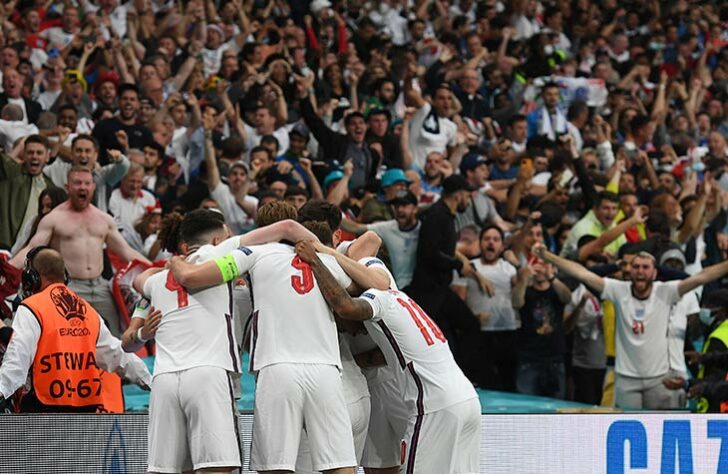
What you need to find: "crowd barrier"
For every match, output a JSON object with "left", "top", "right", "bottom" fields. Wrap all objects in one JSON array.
[{"left": 2, "top": 413, "right": 725, "bottom": 473}]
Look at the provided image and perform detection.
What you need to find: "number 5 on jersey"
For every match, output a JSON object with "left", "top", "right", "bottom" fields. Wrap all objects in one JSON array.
[{"left": 291, "top": 256, "right": 314, "bottom": 295}]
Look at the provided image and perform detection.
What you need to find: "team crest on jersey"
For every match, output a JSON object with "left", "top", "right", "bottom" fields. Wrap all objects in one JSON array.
[
  {"left": 239, "top": 246, "right": 253, "bottom": 256},
  {"left": 50, "top": 286, "right": 87, "bottom": 324},
  {"left": 362, "top": 292, "right": 375, "bottom": 300}
]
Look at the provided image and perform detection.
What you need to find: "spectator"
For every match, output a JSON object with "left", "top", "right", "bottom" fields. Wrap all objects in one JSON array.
[
  {"left": 359, "top": 168, "right": 410, "bottom": 224},
  {"left": 0, "top": 68, "right": 42, "bottom": 124},
  {"left": 455, "top": 154, "right": 512, "bottom": 233},
  {"left": 109, "top": 164, "right": 157, "bottom": 231},
  {"left": 512, "top": 257, "right": 572, "bottom": 399},
  {"left": 452, "top": 225, "right": 520, "bottom": 390},
  {"left": 560, "top": 191, "right": 624, "bottom": 258},
  {"left": 0, "top": 135, "right": 54, "bottom": 249},
  {"left": 341, "top": 189, "right": 421, "bottom": 289},
  {"left": 405, "top": 80, "right": 458, "bottom": 171},
  {"left": 92, "top": 84, "right": 153, "bottom": 164}
]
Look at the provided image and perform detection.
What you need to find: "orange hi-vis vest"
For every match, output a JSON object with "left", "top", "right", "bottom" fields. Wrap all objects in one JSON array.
[{"left": 22, "top": 283, "right": 104, "bottom": 408}]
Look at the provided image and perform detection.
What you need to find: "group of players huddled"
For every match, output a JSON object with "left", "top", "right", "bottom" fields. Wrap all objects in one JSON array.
[{"left": 124, "top": 200, "right": 480, "bottom": 474}]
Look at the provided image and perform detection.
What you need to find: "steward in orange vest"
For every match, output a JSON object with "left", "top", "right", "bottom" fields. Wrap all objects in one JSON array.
[{"left": 0, "top": 246, "right": 151, "bottom": 413}]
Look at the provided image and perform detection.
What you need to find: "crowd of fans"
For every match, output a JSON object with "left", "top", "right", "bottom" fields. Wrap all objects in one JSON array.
[{"left": 1, "top": 0, "right": 728, "bottom": 410}]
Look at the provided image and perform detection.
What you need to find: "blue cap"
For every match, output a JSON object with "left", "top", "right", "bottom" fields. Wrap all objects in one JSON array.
[
  {"left": 459, "top": 153, "right": 488, "bottom": 174},
  {"left": 381, "top": 168, "right": 411, "bottom": 188},
  {"left": 323, "top": 170, "right": 344, "bottom": 189}
]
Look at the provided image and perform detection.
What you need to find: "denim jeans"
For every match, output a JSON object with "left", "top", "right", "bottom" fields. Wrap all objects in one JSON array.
[{"left": 516, "top": 359, "right": 566, "bottom": 399}]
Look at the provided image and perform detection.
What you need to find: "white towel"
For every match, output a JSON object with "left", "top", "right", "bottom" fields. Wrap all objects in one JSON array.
[{"left": 538, "top": 106, "right": 567, "bottom": 141}]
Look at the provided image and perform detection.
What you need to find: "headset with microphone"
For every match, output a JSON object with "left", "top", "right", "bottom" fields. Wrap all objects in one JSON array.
[{"left": 21, "top": 246, "right": 70, "bottom": 299}]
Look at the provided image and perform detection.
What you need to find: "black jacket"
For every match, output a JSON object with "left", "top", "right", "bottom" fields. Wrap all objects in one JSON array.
[
  {"left": 410, "top": 199, "right": 463, "bottom": 289},
  {"left": 0, "top": 94, "right": 42, "bottom": 124}
]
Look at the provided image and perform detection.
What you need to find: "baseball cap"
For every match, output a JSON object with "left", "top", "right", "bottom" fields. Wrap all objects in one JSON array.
[
  {"left": 310, "top": 0, "right": 332, "bottom": 13},
  {"left": 389, "top": 189, "right": 417, "bottom": 206},
  {"left": 229, "top": 160, "right": 250, "bottom": 174},
  {"left": 289, "top": 123, "right": 310, "bottom": 141},
  {"left": 659, "top": 248, "right": 686, "bottom": 267},
  {"left": 381, "top": 168, "right": 411, "bottom": 188},
  {"left": 323, "top": 170, "right": 344, "bottom": 189},
  {"left": 442, "top": 174, "right": 476, "bottom": 194},
  {"left": 459, "top": 153, "right": 488, "bottom": 174},
  {"left": 704, "top": 289, "right": 728, "bottom": 310}
]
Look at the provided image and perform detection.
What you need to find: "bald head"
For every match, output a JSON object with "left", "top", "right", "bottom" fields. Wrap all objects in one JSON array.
[
  {"left": 1, "top": 103, "right": 23, "bottom": 121},
  {"left": 31, "top": 248, "right": 67, "bottom": 284}
]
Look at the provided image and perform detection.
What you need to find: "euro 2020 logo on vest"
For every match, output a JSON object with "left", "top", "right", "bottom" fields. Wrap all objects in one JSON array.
[{"left": 50, "top": 286, "right": 87, "bottom": 325}]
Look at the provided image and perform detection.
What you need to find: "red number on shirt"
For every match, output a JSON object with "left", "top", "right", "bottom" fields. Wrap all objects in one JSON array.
[
  {"left": 631, "top": 320, "right": 644, "bottom": 335},
  {"left": 165, "top": 272, "right": 189, "bottom": 308},
  {"left": 291, "top": 256, "right": 315, "bottom": 295},
  {"left": 397, "top": 298, "right": 446, "bottom": 346}
]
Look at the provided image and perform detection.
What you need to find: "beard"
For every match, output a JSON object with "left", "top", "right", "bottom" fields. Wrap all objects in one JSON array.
[{"left": 456, "top": 202, "right": 468, "bottom": 213}]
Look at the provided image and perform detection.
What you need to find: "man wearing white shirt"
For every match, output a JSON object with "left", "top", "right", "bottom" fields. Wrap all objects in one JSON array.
[
  {"left": 404, "top": 79, "right": 458, "bottom": 171},
  {"left": 536, "top": 245, "right": 728, "bottom": 409},
  {"left": 108, "top": 164, "right": 157, "bottom": 230},
  {"left": 0, "top": 104, "right": 38, "bottom": 151},
  {"left": 243, "top": 105, "right": 289, "bottom": 154},
  {"left": 452, "top": 225, "right": 519, "bottom": 390},
  {"left": 39, "top": 6, "right": 80, "bottom": 50}
]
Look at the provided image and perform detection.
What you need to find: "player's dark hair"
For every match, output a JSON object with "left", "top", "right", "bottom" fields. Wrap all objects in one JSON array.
[
  {"left": 297, "top": 200, "right": 342, "bottom": 230},
  {"left": 179, "top": 209, "right": 227, "bottom": 248},
  {"left": 158, "top": 212, "right": 184, "bottom": 254},
  {"left": 301, "top": 221, "right": 333, "bottom": 246}
]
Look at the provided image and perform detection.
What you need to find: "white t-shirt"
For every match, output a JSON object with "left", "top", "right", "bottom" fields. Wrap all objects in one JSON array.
[
  {"left": 108, "top": 188, "right": 157, "bottom": 230},
  {"left": 0, "top": 119, "right": 38, "bottom": 151},
  {"left": 452, "top": 258, "right": 519, "bottom": 331},
  {"left": 601, "top": 279, "right": 681, "bottom": 378},
  {"left": 229, "top": 243, "right": 352, "bottom": 371},
  {"left": 243, "top": 123, "right": 290, "bottom": 155},
  {"left": 366, "top": 220, "right": 419, "bottom": 289},
  {"left": 141, "top": 239, "right": 242, "bottom": 377},
  {"left": 40, "top": 27, "right": 75, "bottom": 49},
  {"left": 210, "top": 181, "right": 258, "bottom": 234},
  {"left": 361, "top": 288, "right": 477, "bottom": 415},
  {"left": 408, "top": 102, "right": 458, "bottom": 171},
  {"left": 667, "top": 291, "right": 700, "bottom": 375}
]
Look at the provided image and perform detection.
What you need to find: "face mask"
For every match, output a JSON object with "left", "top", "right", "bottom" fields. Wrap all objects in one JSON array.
[
  {"left": 544, "top": 45, "right": 554, "bottom": 55},
  {"left": 699, "top": 308, "right": 715, "bottom": 327},
  {"left": 692, "top": 161, "right": 706, "bottom": 172}
]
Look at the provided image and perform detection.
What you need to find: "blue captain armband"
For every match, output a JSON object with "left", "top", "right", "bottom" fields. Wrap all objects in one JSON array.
[{"left": 215, "top": 254, "right": 239, "bottom": 282}]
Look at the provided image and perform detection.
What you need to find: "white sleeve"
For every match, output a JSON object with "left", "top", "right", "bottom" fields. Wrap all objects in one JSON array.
[
  {"left": 600, "top": 278, "right": 624, "bottom": 302},
  {"left": 683, "top": 290, "right": 701, "bottom": 315},
  {"left": 451, "top": 270, "right": 468, "bottom": 288},
  {"left": 658, "top": 281, "right": 682, "bottom": 306},
  {"left": 321, "top": 256, "right": 353, "bottom": 289},
  {"left": 358, "top": 289, "right": 387, "bottom": 321},
  {"left": 131, "top": 298, "right": 150, "bottom": 320},
  {"left": 0, "top": 306, "right": 41, "bottom": 398},
  {"left": 201, "top": 236, "right": 247, "bottom": 260},
  {"left": 229, "top": 246, "right": 261, "bottom": 278},
  {"left": 95, "top": 314, "right": 152, "bottom": 387}
]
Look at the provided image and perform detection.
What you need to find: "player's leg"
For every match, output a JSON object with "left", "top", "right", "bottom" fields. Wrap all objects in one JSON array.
[
  {"left": 180, "top": 366, "right": 241, "bottom": 474},
  {"left": 450, "top": 398, "right": 482, "bottom": 474},
  {"left": 349, "top": 395, "right": 371, "bottom": 463},
  {"left": 251, "top": 364, "right": 306, "bottom": 473},
  {"left": 302, "top": 364, "right": 357, "bottom": 473},
  {"left": 148, "top": 372, "right": 192, "bottom": 474},
  {"left": 362, "top": 379, "right": 408, "bottom": 474}
]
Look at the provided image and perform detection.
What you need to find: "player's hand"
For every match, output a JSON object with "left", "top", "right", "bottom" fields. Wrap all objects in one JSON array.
[
  {"left": 684, "top": 350, "right": 703, "bottom": 366},
  {"left": 141, "top": 306, "right": 162, "bottom": 341},
  {"left": 312, "top": 240, "right": 335, "bottom": 256},
  {"left": 294, "top": 240, "right": 320, "bottom": 265},
  {"left": 662, "top": 376, "right": 686, "bottom": 390},
  {"left": 166, "top": 256, "right": 190, "bottom": 282}
]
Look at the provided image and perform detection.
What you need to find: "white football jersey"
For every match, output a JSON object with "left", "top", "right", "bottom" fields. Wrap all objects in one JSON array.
[
  {"left": 360, "top": 288, "right": 477, "bottom": 415},
  {"left": 142, "top": 239, "right": 243, "bottom": 377},
  {"left": 601, "top": 279, "right": 681, "bottom": 378},
  {"left": 229, "top": 243, "right": 352, "bottom": 371}
]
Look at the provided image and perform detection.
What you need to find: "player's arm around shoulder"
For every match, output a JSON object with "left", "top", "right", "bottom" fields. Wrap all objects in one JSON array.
[{"left": 296, "top": 240, "right": 374, "bottom": 321}]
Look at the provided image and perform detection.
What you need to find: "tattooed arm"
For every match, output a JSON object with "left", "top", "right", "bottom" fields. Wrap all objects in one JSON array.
[{"left": 295, "top": 240, "right": 374, "bottom": 321}]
